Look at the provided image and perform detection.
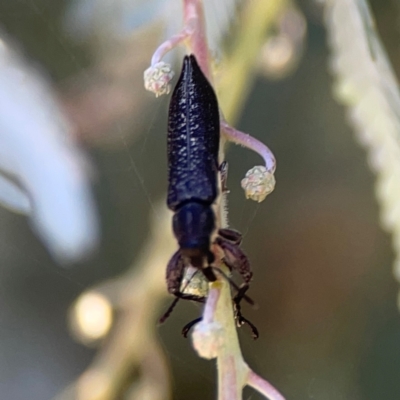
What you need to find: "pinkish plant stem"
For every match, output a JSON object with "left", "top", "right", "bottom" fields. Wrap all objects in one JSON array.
[
  {"left": 214, "top": 280, "right": 248, "bottom": 400},
  {"left": 247, "top": 370, "right": 286, "bottom": 400},
  {"left": 147, "top": 1, "right": 282, "bottom": 398},
  {"left": 151, "top": 30, "right": 191, "bottom": 66},
  {"left": 183, "top": 0, "right": 211, "bottom": 80},
  {"left": 202, "top": 285, "right": 221, "bottom": 323},
  {"left": 150, "top": 0, "right": 211, "bottom": 80},
  {"left": 180, "top": 3, "right": 282, "bottom": 399},
  {"left": 221, "top": 120, "right": 277, "bottom": 173}
]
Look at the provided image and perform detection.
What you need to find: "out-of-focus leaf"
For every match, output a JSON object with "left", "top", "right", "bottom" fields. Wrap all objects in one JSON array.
[
  {"left": 0, "top": 35, "right": 99, "bottom": 262},
  {"left": 0, "top": 174, "right": 31, "bottom": 214},
  {"left": 64, "top": 0, "right": 240, "bottom": 53},
  {"left": 324, "top": 0, "right": 400, "bottom": 282}
]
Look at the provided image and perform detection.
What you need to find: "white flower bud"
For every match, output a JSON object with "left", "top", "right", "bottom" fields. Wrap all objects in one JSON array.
[
  {"left": 191, "top": 320, "right": 224, "bottom": 359},
  {"left": 144, "top": 62, "right": 174, "bottom": 97},
  {"left": 241, "top": 166, "right": 275, "bottom": 202}
]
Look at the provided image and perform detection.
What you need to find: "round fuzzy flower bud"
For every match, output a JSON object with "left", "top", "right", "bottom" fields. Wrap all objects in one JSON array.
[
  {"left": 191, "top": 321, "right": 224, "bottom": 359},
  {"left": 241, "top": 165, "right": 275, "bottom": 202},
  {"left": 144, "top": 62, "right": 174, "bottom": 97}
]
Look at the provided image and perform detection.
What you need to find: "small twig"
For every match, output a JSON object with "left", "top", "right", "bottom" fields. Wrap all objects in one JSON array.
[
  {"left": 57, "top": 1, "right": 288, "bottom": 399},
  {"left": 150, "top": 29, "right": 191, "bottom": 66},
  {"left": 247, "top": 370, "right": 286, "bottom": 400},
  {"left": 221, "top": 121, "right": 276, "bottom": 174},
  {"left": 181, "top": 0, "right": 211, "bottom": 80},
  {"left": 221, "top": 120, "right": 276, "bottom": 202},
  {"left": 144, "top": 1, "right": 285, "bottom": 399}
]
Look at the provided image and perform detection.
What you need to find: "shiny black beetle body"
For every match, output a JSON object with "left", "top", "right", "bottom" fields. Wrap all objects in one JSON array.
[
  {"left": 167, "top": 55, "right": 219, "bottom": 275},
  {"left": 164, "top": 55, "right": 256, "bottom": 338}
]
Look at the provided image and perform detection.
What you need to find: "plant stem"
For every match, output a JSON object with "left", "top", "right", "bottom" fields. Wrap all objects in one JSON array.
[{"left": 214, "top": 281, "right": 249, "bottom": 400}]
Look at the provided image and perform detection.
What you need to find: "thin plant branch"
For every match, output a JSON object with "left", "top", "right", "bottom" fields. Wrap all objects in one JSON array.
[
  {"left": 192, "top": 281, "right": 285, "bottom": 400},
  {"left": 56, "top": 0, "right": 287, "bottom": 399},
  {"left": 144, "top": 0, "right": 284, "bottom": 399}
]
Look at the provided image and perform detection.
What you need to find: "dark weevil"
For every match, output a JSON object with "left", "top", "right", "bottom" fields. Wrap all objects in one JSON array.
[{"left": 162, "top": 54, "right": 258, "bottom": 338}]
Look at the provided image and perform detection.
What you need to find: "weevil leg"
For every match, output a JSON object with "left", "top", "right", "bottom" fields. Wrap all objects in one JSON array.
[
  {"left": 233, "top": 283, "right": 250, "bottom": 304},
  {"left": 166, "top": 250, "right": 185, "bottom": 295},
  {"left": 218, "top": 228, "right": 242, "bottom": 245},
  {"left": 181, "top": 317, "right": 203, "bottom": 338},
  {"left": 168, "top": 251, "right": 207, "bottom": 297},
  {"left": 202, "top": 251, "right": 217, "bottom": 282},
  {"left": 166, "top": 250, "right": 206, "bottom": 302},
  {"left": 215, "top": 237, "right": 252, "bottom": 284},
  {"left": 219, "top": 161, "right": 229, "bottom": 193},
  {"left": 203, "top": 266, "right": 217, "bottom": 282},
  {"left": 159, "top": 296, "right": 180, "bottom": 324},
  {"left": 210, "top": 266, "right": 255, "bottom": 306},
  {"left": 160, "top": 251, "right": 206, "bottom": 324},
  {"left": 232, "top": 284, "right": 259, "bottom": 339},
  {"left": 234, "top": 305, "right": 259, "bottom": 339}
]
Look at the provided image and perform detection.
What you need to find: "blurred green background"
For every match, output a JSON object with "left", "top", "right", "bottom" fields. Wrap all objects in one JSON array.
[{"left": 0, "top": 0, "right": 399, "bottom": 399}]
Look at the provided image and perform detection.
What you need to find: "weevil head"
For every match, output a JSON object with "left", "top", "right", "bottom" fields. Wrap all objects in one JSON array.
[{"left": 173, "top": 202, "right": 215, "bottom": 267}]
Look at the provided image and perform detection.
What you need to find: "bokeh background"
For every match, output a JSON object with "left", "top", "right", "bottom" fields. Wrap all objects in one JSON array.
[{"left": 0, "top": 0, "right": 399, "bottom": 399}]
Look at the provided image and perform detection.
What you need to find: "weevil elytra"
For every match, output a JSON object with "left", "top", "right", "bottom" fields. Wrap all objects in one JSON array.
[{"left": 163, "top": 55, "right": 258, "bottom": 337}]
